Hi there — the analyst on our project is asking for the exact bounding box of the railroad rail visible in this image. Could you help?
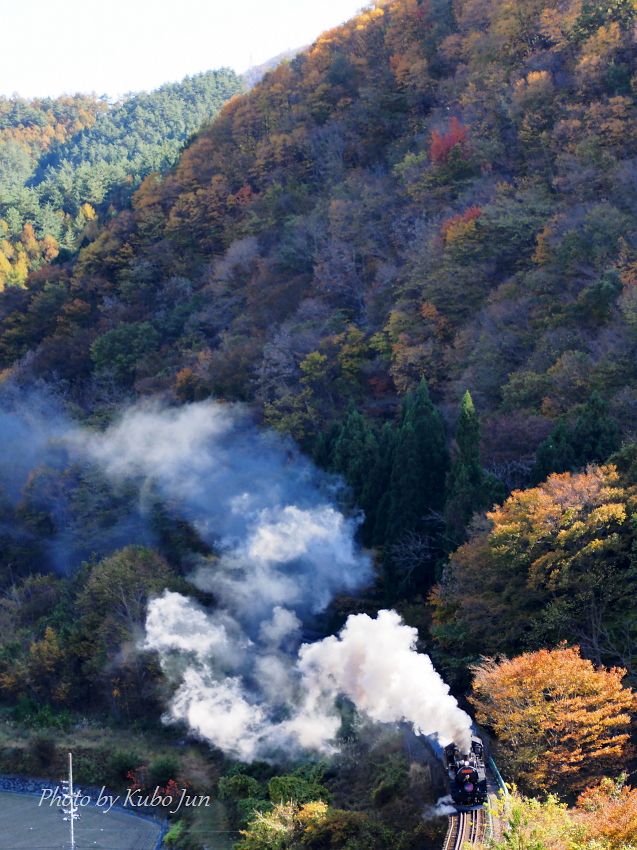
[443,807,487,850]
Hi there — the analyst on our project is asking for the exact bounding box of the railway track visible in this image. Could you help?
[443,807,487,850]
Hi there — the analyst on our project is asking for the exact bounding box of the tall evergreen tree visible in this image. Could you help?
[386,422,424,543]
[385,379,449,544]
[312,423,339,470]
[444,391,498,547]
[367,422,397,546]
[330,407,379,533]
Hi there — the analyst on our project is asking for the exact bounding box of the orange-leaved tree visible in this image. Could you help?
[575,776,637,848]
[470,645,634,793]
[431,465,637,675]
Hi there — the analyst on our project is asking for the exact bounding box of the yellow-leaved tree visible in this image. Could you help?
[482,778,637,850]
[470,645,634,793]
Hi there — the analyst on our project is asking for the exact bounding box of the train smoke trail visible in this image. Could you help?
[85,402,472,759]
[79,399,372,759]
[0,390,472,759]
[81,400,370,625]
[294,610,473,753]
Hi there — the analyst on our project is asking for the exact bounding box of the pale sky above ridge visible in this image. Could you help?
[1,0,367,98]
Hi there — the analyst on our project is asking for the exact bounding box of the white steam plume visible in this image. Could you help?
[144,603,473,759]
[80,401,369,625]
[0,391,472,760]
[293,610,473,752]
[423,796,457,819]
[83,402,471,759]
[78,400,373,759]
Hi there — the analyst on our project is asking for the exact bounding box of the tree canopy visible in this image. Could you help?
[432,464,637,674]
[0,69,242,289]
[470,645,635,794]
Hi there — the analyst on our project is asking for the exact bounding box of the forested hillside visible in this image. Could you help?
[0,69,242,287]
[0,1,637,847]
[1,0,635,596]
[242,49,304,87]
[2,0,635,448]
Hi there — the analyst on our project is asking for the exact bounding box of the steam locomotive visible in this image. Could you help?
[444,735,488,808]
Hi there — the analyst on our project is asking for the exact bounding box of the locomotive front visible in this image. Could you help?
[444,735,488,808]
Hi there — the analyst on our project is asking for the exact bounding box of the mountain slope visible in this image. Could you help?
[242,48,304,88]
[0,0,635,467]
[0,69,243,286]
[0,5,635,829]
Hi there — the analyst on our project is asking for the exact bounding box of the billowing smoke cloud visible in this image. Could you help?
[294,610,473,752]
[0,391,472,760]
[82,401,472,759]
[79,401,369,625]
[144,601,473,760]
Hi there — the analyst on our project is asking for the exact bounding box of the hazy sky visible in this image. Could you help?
[1,0,366,98]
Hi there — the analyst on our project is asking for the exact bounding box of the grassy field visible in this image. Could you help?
[0,791,162,849]
[0,711,224,789]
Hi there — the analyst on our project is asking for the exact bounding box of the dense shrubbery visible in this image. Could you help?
[0,545,177,718]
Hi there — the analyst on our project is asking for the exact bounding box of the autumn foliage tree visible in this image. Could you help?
[575,775,637,848]
[470,645,635,794]
[486,790,574,850]
[485,779,637,850]
[430,117,471,164]
[432,464,637,674]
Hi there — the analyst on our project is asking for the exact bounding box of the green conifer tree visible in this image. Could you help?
[385,379,449,544]
[312,424,339,470]
[444,391,496,546]
[367,422,397,546]
[330,407,379,521]
[386,422,424,542]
